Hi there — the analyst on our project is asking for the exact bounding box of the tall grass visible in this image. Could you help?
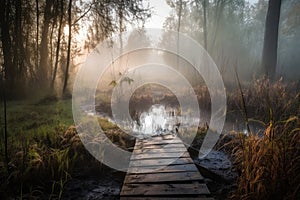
[0,98,133,199]
[224,78,300,199]
[229,116,299,199]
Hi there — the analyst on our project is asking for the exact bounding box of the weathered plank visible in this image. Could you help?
[124,171,204,183]
[128,163,199,174]
[131,152,190,160]
[134,143,186,149]
[136,138,182,146]
[121,183,210,196]
[121,197,214,200]
[133,147,186,154]
[121,134,213,199]
[135,142,183,147]
[137,134,177,141]
[129,157,194,167]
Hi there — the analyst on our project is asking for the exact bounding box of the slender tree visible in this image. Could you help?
[51,0,64,89]
[63,0,72,95]
[39,0,53,87]
[210,0,225,53]
[1,69,9,173]
[36,0,39,70]
[176,0,183,70]
[202,0,208,51]
[14,0,26,88]
[195,0,208,50]
[0,0,15,97]
[262,0,282,79]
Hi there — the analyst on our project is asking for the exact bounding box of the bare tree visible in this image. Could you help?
[176,0,183,70]
[62,0,72,95]
[51,0,64,90]
[202,0,208,50]
[195,0,208,50]
[0,0,13,93]
[39,0,54,87]
[262,0,282,79]
[35,0,39,70]
[1,69,9,174]
[210,0,225,53]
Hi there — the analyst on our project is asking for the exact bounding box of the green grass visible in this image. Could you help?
[0,77,298,199]
[0,99,134,199]
[6,100,73,132]
[0,99,75,199]
[0,99,72,153]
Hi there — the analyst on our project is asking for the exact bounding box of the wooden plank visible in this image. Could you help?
[121,183,210,196]
[133,147,186,154]
[139,137,181,142]
[128,163,199,174]
[124,171,204,183]
[131,152,190,160]
[121,197,214,200]
[138,134,177,141]
[129,157,193,167]
[121,134,213,199]
[134,143,186,149]
[152,134,178,140]
[135,140,184,146]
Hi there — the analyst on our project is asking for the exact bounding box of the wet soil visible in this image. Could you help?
[62,169,125,200]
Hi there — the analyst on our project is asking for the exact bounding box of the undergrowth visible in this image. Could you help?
[0,100,130,199]
[222,77,300,199]
[0,77,299,199]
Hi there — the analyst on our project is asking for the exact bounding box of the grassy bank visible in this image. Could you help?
[0,78,299,199]
[0,99,131,199]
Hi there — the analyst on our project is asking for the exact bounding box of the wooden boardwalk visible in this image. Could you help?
[120,134,213,199]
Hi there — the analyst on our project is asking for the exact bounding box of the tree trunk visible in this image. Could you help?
[36,0,39,72]
[262,0,282,79]
[177,0,182,33]
[0,0,14,95]
[51,0,64,90]
[1,70,9,174]
[210,0,225,53]
[1,71,9,173]
[63,0,72,95]
[202,0,208,51]
[14,0,25,90]
[176,0,183,70]
[119,3,123,54]
[39,0,53,88]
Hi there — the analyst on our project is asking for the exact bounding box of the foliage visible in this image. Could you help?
[218,77,300,199]
[0,0,150,99]
[234,77,299,122]
[227,116,300,200]
[0,100,132,199]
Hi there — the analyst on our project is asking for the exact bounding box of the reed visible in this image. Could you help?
[225,77,300,199]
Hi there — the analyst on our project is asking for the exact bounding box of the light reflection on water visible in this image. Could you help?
[83,104,201,138]
[133,104,179,136]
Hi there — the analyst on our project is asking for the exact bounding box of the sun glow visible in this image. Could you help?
[63,24,88,42]
[63,25,70,36]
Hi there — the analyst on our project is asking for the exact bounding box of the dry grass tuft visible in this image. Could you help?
[225,77,300,200]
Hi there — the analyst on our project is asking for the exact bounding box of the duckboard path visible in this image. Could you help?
[120,134,214,199]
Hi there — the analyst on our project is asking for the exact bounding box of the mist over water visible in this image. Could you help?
[133,104,180,136]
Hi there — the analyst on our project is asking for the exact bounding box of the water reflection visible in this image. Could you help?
[133,104,180,136]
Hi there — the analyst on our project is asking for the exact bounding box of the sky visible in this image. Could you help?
[145,0,259,28]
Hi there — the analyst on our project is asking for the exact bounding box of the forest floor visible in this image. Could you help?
[0,78,299,199]
[0,99,236,199]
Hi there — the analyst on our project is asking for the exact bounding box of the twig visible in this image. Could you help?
[72,4,92,26]
[234,65,251,135]
[1,69,9,174]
